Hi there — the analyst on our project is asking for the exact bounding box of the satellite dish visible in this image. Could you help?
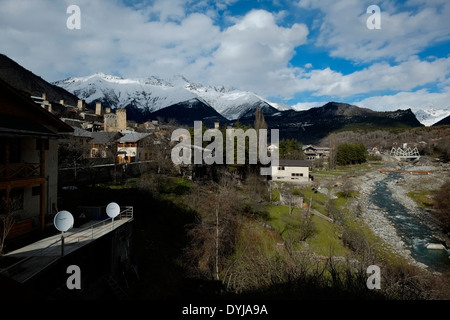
[54,210,74,232]
[106,202,120,218]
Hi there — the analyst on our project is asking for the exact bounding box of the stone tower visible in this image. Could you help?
[104,113,117,132]
[77,99,85,111]
[116,108,127,131]
[95,101,103,116]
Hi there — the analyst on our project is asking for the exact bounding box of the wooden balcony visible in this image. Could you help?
[0,163,44,188]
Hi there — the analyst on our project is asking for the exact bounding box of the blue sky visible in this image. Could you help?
[0,0,449,114]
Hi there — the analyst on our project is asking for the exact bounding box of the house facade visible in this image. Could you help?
[271,160,312,183]
[0,79,73,238]
[90,132,123,159]
[117,131,153,163]
[303,145,331,160]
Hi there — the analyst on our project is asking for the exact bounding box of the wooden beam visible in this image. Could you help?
[5,141,9,179]
[40,139,46,231]
[379,170,429,173]
[0,177,45,189]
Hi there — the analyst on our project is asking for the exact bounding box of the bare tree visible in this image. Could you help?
[0,213,15,255]
[0,186,17,255]
[184,183,243,281]
[340,178,355,198]
[254,107,268,132]
[328,133,337,170]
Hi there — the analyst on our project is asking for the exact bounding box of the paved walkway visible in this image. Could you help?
[0,216,132,284]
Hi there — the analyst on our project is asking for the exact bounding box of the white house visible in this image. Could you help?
[271,160,312,183]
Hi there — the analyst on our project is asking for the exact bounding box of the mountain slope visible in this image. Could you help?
[55,73,197,113]
[149,98,229,127]
[412,108,450,127]
[432,114,450,126]
[239,102,424,144]
[0,53,79,105]
[54,73,279,121]
[0,54,427,141]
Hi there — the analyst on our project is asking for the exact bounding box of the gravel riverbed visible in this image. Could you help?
[352,162,449,270]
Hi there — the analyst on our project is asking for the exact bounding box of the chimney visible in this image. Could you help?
[214,122,220,130]
[105,107,111,114]
[95,101,103,116]
[77,99,85,111]
[59,99,65,105]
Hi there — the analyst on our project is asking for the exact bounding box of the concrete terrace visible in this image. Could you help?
[0,207,133,284]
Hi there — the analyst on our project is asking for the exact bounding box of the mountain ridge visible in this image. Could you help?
[432,114,450,126]
[0,53,448,128]
[54,72,450,128]
[53,72,280,122]
[238,101,423,143]
[0,54,431,143]
[0,54,79,106]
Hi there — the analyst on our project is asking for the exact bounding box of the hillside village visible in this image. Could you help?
[1,60,450,300]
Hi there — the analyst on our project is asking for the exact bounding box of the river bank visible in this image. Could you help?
[351,160,450,271]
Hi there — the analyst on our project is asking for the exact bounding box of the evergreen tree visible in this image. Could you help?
[336,143,367,165]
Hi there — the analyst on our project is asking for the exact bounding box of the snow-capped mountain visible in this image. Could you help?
[410,107,450,127]
[53,72,445,128]
[53,72,279,121]
[53,72,196,112]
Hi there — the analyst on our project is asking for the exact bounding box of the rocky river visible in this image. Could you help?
[355,162,450,272]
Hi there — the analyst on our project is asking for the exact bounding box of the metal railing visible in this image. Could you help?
[0,206,133,283]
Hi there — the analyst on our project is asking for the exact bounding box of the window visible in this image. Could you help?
[8,138,21,163]
[291,173,304,177]
[277,166,285,170]
[0,188,24,214]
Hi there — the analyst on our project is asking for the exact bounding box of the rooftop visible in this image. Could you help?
[277,159,313,167]
[117,132,152,142]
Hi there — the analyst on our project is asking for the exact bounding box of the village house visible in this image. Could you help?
[0,79,73,239]
[117,131,153,163]
[90,131,123,159]
[270,159,312,183]
[302,144,331,160]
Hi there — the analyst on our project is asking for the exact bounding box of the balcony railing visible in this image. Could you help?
[0,163,41,180]
[0,207,134,283]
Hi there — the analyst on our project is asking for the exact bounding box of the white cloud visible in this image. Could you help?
[0,0,449,116]
[291,101,328,111]
[150,0,186,22]
[292,56,450,98]
[207,9,308,96]
[0,0,222,82]
[297,0,450,63]
[354,87,450,112]
[0,1,308,96]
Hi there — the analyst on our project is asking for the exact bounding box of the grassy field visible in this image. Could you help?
[266,203,350,257]
[407,190,435,209]
[306,215,349,256]
[311,162,384,178]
